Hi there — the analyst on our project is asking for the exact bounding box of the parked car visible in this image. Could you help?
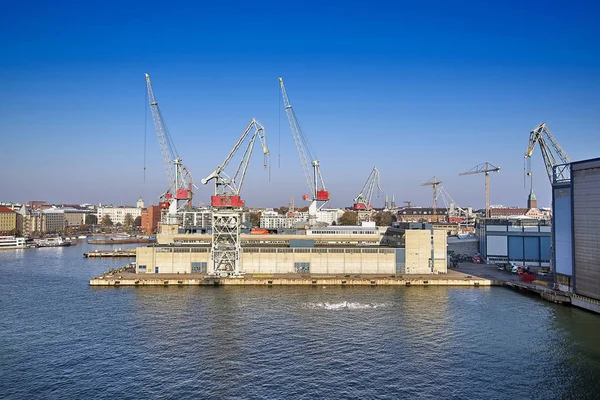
[472,256,482,264]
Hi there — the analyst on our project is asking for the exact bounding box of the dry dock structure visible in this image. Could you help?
[90,269,498,287]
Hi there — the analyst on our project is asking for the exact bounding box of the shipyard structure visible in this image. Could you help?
[135,223,448,275]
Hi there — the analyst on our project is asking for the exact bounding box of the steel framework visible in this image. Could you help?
[525,122,571,184]
[202,119,268,276]
[279,77,329,222]
[421,176,442,216]
[145,73,195,217]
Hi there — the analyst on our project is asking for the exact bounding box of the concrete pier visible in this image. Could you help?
[89,267,499,287]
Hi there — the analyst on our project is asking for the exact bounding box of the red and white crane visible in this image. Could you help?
[279,77,329,223]
[202,118,269,276]
[145,73,195,220]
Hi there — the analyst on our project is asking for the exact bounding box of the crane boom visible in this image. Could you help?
[202,118,268,199]
[524,122,571,184]
[353,167,383,210]
[145,73,193,214]
[279,77,329,204]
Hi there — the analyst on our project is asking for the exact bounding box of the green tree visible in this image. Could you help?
[124,213,134,227]
[134,216,142,227]
[85,214,98,225]
[373,211,394,227]
[101,215,113,226]
[339,211,358,226]
[248,212,260,227]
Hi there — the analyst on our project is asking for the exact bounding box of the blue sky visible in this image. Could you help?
[1,0,599,209]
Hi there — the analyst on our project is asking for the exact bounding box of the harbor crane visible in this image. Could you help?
[421,177,442,216]
[524,122,571,184]
[459,162,500,219]
[145,73,195,220]
[353,167,383,222]
[353,167,383,210]
[279,77,329,224]
[437,186,471,221]
[202,119,269,276]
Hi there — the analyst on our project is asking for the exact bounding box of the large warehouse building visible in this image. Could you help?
[553,157,600,304]
[136,225,448,275]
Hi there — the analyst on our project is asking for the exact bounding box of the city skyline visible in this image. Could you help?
[1,1,599,208]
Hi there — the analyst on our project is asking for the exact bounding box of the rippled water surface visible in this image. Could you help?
[2,243,600,399]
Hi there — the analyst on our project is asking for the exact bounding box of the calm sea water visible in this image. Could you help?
[1,242,600,399]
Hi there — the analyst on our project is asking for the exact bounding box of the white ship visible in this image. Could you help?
[0,236,27,249]
[36,237,72,247]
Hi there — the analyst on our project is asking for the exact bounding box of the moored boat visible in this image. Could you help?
[0,236,27,249]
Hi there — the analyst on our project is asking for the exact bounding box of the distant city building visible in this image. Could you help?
[97,204,143,226]
[395,207,448,223]
[137,197,145,209]
[141,205,162,234]
[62,208,91,228]
[260,210,308,229]
[40,209,67,233]
[0,206,18,234]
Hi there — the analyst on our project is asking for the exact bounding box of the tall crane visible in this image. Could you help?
[525,122,571,184]
[353,167,383,210]
[145,73,194,220]
[202,119,269,276]
[421,176,442,216]
[353,167,383,222]
[459,162,500,218]
[279,77,329,224]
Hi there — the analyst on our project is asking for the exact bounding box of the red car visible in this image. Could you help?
[472,256,482,264]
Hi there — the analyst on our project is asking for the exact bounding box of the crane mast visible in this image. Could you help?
[145,73,193,219]
[421,176,442,217]
[279,78,329,222]
[202,119,269,276]
[524,122,571,184]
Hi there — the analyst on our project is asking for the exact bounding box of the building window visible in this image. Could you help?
[191,262,207,273]
[138,265,147,271]
[294,262,310,273]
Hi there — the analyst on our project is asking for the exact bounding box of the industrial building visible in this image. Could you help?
[553,158,600,302]
[477,218,551,266]
[136,224,448,275]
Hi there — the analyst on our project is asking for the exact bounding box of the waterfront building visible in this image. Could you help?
[552,157,600,303]
[62,208,91,228]
[136,223,447,275]
[0,206,18,234]
[381,222,448,274]
[477,217,551,266]
[97,204,143,226]
[141,205,162,234]
[41,209,66,233]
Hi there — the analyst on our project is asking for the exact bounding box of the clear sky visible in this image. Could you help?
[1,0,598,209]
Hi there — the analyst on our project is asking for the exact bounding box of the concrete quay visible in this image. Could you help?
[89,267,500,287]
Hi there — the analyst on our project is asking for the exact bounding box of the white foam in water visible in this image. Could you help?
[306,301,387,310]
